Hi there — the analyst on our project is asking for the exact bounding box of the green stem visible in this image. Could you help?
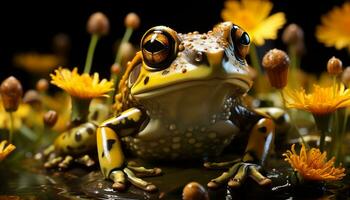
[115,28,133,64]
[280,90,308,147]
[288,45,299,89]
[249,43,262,75]
[84,34,99,74]
[9,112,14,144]
[70,96,91,125]
[108,28,134,105]
[313,114,331,152]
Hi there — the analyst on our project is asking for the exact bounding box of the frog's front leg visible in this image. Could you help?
[97,108,161,192]
[206,105,274,189]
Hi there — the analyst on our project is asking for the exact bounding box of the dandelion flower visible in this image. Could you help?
[221,0,286,46]
[316,2,350,52]
[0,140,16,162]
[283,84,350,115]
[50,67,114,99]
[13,53,60,74]
[283,144,345,181]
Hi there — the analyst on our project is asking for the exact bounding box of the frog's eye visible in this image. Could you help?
[141,27,178,70]
[230,25,250,60]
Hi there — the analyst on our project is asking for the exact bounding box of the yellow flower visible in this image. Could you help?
[283,84,350,115]
[13,53,61,74]
[50,67,114,99]
[0,140,16,162]
[0,100,31,130]
[221,0,286,46]
[283,144,345,181]
[316,2,350,52]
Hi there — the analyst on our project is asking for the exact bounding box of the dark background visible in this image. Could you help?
[0,0,348,90]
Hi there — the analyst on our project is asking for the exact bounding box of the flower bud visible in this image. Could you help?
[111,63,121,75]
[36,78,49,92]
[87,12,110,36]
[282,24,304,45]
[0,76,23,112]
[327,56,342,75]
[182,182,209,200]
[43,110,58,127]
[53,33,71,54]
[342,67,350,87]
[262,49,290,89]
[124,12,140,29]
[23,90,41,106]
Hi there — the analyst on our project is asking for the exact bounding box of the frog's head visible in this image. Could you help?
[126,22,252,101]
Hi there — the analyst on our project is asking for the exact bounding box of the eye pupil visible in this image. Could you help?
[144,40,167,53]
[240,32,250,45]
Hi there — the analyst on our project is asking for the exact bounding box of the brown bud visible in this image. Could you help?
[36,78,49,92]
[119,42,136,65]
[182,182,209,200]
[111,63,121,75]
[0,76,23,112]
[262,49,290,89]
[43,110,58,127]
[342,67,350,87]
[282,24,304,45]
[124,12,140,29]
[23,90,41,106]
[87,12,110,36]
[327,56,342,75]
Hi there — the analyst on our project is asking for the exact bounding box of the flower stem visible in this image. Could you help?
[288,45,299,89]
[249,43,262,75]
[313,114,331,152]
[108,27,134,105]
[84,34,99,74]
[9,112,14,144]
[280,90,308,147]
[70,96,91,125]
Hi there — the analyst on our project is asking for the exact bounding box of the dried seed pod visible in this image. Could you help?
[43,110,58,127]
[327,56,342,75]
[282,24,304,45]
[182,182,209,200]
[36,78,49,92]
[23,90,41,105]
[0,76,23,112]
[87,12,110,36]
[262,49,290,89]
[124,12,140,29]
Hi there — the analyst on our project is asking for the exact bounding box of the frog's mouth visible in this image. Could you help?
[132,76,252,99]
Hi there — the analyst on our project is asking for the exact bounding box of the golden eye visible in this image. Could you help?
[230,25,250,60]
[141,26,178,70]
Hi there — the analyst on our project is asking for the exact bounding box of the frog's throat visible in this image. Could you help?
[132,77,252,99]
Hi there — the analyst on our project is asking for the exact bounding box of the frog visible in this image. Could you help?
[37,99,110,169]
[96,22,278,192]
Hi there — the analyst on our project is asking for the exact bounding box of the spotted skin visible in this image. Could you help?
[97,108,145,178]
[54,122,97,155]
[97,22,283,191]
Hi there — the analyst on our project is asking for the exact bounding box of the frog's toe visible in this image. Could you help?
[75,154,95,167]
[123,168,158,192]
[207,162,270,189]
[44,156,63,168]
[204,158,241,169]
[110,171,127,191]
[249,166,271,186]
[58,155,74,169]
[127,165,162,177]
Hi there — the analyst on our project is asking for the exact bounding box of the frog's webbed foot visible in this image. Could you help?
[205,160,271,189]
[44,154,95,169]
[109,162,162,192]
